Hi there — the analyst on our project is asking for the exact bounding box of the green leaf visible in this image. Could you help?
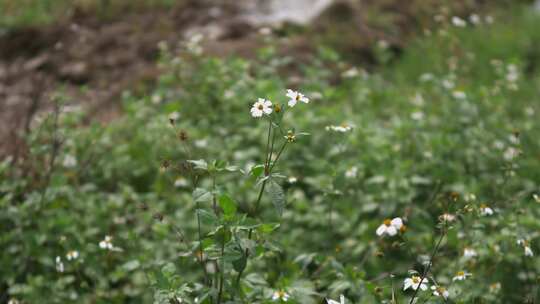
[232,255,247,273]
[197,209,218,226]
[193,188,212,203]
[266,179,285,216]
[218,194,237,217]
[250,164,265,178]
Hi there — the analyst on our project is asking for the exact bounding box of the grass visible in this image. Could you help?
[0,0,177,29]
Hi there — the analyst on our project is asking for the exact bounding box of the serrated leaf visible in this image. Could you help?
[266,180,285,216]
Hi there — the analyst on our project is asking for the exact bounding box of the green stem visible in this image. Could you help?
[408,229,446,304]
[217,231,226,304]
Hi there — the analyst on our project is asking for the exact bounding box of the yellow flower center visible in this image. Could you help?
[457,271,465,276]
[480,203,487,209]
[296,94,300,100]
[258,104,264,110]
[412,276,421,284]
[383,219,392,226]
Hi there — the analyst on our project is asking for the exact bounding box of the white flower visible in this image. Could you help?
[452,90,467,100]
[174,177,188,187]
[250,98,273,118]
[66,250,79,261]
[469,14,481,25]
[451,16,467,27]
[63,155,77,168]
[463,247,477,258]
[288,176,298,183]
[503,147,520,161]
[8,299,20,304]
[342,67,359,78]
[479,204,494,216]
[403,276,429,291]
[326,294,345,304]
[411,111,424,121]
[489,282,501,293]
[325,123,353,133]
[419,73,434,82]
[286,89,309,107]
[272,290,290,302]
[452,270,472,281]
[376,217,404,237]
[345,166,358,179]
[533,194,540,203]
[440,213,456,223]
[431,286,449,299]
[55,256,65,273]
[99,235,114,250]
[517,239,534,257]
[169,112,180,122]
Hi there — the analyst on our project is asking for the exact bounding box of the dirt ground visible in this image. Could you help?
[0,0,487,157]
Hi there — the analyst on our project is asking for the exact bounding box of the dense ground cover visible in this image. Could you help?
[2,4,540,304]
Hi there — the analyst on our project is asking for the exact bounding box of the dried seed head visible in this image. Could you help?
[178,130,188,142]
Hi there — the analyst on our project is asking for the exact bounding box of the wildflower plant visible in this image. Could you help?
[148,89,311,303]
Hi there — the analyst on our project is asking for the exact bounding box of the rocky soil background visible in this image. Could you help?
[0,0,517,156]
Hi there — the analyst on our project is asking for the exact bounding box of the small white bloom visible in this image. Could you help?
[55,256,65,273]
[442,79,455,89]
[326,294,345,304]
[411,111,424,121]
[517,239,534,257]
[533,194,540,203]
[250,98,273,118]
[272,290,290,302]
[489,282,501,293]
[479,204,494,216]
[286,89,309,107]
[63,155,77,168]
[451,16,467,27]
[288,176,298,183]
[419,73,434,82]
[8,299,20,304]
[376,217,404,237]
[431,286,449,299]
[403,276,429,291]
[452,90,467,100]
[503,147,520,161]
[440,213,456,223]
[169,111,180,122]
[325,123,353,133]
[452,270,472,281]
[465,193,477,202]
[174,177,188,187]
[99,235,114,250]
[66,250,79,261]
[342,67,359,78]
[151,94,162,104]
[463,247,477,258]
[345,166,358,179]
[469,14,481,25]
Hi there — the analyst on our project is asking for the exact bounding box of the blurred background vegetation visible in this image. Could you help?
[1,0,539,303]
